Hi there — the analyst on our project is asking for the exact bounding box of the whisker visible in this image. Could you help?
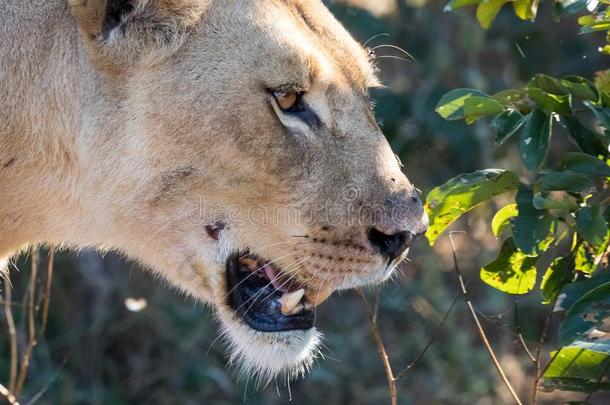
[241,257,310,317]
[371,44,415,61]
[223,249,305,300]
[258,257,311,305]
[374,55,413,63]
[362,32,390,47]
[238,240,314,259]
[204,333,224,358]
[312,270,332,327]
[232,257,308,315]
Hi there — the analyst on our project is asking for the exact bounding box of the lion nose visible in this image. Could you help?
[367,228,419,262]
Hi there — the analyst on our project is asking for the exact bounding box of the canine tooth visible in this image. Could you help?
[286,303,304,316]
[238,257,258,270]
[280,288,305,315]
[305,287,333,307]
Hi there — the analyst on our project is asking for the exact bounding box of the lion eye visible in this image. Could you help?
[273,90,300,111]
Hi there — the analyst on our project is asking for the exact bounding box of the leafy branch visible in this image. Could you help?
[445,0,610,55]
[429,64,610,394]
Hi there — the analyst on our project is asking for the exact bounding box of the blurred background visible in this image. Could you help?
[2,0,609,404]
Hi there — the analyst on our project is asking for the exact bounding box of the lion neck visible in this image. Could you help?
[0,3,128,259]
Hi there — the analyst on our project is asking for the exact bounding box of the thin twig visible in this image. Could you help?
[513,299,536,364]
[394,293,459,381]
[357,288,397,405]
[0,382,20,405]
[3,275,18,393]
[539,348,562,379]
[449,233,523,405]
[39,249,54,334]
[24,356,69,405]
[372,287,380,325]
[357,286,458,403]
[531,303,555,405]
[15,250,40,397]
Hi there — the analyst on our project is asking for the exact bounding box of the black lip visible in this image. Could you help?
[225,252,314,332]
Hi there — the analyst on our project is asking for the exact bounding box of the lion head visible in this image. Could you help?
[6,0,427,382]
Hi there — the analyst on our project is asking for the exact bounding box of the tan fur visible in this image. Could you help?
[0,0,427,379]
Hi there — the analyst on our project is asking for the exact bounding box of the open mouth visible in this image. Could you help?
[225,252,332,332]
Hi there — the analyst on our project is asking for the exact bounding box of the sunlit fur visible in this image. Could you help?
[0,0,428,381]
[220,315,323,385]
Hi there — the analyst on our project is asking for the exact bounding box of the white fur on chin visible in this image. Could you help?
[219,315,322,386]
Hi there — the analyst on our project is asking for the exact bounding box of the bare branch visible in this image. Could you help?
[372,288,380,325]
[15,250,41,397]
[357,288,397,405]
[395,293,459,381]
[513,299,536,364]
[0,382,20,405]
[39,249,54,334]
[531,303,555,405]
[3,275,18,393]
[449,233,523,405]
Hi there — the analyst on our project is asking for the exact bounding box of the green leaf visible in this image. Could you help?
[575,243,596,274]
[526,87,573,115]
[560,282,610,347]
[513,0,539,20]
[533,192,578,210]
[561,76,599,101]
[425,169,520,244]
[463,96,504,123]
[543,347,610,393]
[491,204,518,237]
[578,15,598,26]
[581,23,610,34]
[519,108,553,170]
[541,256,575,303]
[528,74,569,95]
[560,116,608,157]
[476,0,509,29]
[576,205,609,246]
[480,238,538,294]
[511,187,556,255]
[560,153,610,177]
[535,171,595,193]
[435,89,490,121]
[491,110,526,147]
[443,0,482,12]
[493,89,530,110]
[583,100,610,132]
[575,240,610,274]
[556,271,610,312]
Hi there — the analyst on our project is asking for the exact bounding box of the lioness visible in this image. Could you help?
[0,0,428,381]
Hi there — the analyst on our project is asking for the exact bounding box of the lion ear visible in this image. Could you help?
[69,0,207,66]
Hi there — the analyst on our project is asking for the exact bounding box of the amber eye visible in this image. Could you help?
[273,90,299,111]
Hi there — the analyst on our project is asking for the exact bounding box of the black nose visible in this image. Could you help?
[367,228,417,262]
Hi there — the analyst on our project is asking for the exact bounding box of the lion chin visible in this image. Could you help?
[220,317,322,384]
